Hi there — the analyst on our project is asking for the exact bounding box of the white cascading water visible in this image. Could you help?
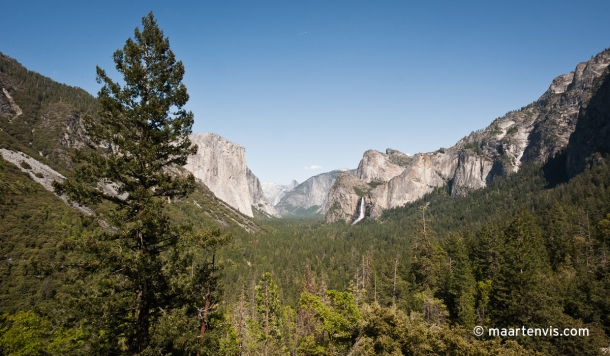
[352,197,366,225]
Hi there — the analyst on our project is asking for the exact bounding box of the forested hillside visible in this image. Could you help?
[2,34,610,356]
[0,40,266,354]
[0,52,97,173]
[215,157,610,355]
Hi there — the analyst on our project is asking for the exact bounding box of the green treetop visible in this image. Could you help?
[55,12,208,354]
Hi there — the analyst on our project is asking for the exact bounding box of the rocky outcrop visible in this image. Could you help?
[0,88,12,118]
[0,148,93,215]
[1,88,21,119]
[355,149,408,183]
[326,149,479,222]
[566,63,610,177]
[276,170,344,216]
[450,151,495,196]
[326,48,610,223]
[185,133,251,215]
[247,167,281,217]
[184,132,279,218]
[325,172,372,223]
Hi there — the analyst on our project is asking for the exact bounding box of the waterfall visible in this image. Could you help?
[352,197,366,225]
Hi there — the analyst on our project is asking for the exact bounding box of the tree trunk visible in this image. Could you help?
[197,254,215,356]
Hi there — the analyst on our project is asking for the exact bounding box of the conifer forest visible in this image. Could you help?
[1,12,610,356]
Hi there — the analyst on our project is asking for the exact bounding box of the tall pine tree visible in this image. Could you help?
[443,232,476,328]
[491,208,555,327]
[55,12,210,354]
[255,273,283,356]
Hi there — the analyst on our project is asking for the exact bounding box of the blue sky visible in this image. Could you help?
[2,1,609,184]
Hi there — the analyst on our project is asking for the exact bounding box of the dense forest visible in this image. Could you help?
[4,129,610,355]
[1,14,610,356]
[210,159,610,355]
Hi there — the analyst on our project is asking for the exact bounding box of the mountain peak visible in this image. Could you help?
[325,47,610,224]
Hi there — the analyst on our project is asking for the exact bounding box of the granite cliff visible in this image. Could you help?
[566,59,610,177]
[184,132,279,218]
[326,48,610,223]
[247,167,281,217]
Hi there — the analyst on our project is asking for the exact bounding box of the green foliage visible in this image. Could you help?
[218,160,610,354]
[354,303,536,356]
[471,224,504,283]
[463,141,484,155]
[491,209,556,327]
[0,310,48,356]
[52,12,230,354]
[255,272,284,353]
[387,153,412,168]
[0,52,98,173]
[366,180,384,189]
[2,28,610,355]
[353,186,367,197]
[18,161,31,170]
[506,125,518,135]
[475,280,492,326]
[276,205,323,218]
[0,45,254,352]
[0,310,86,356]
[412,288,449,325]
[299,290,362,353]
[0,158,88,313]
[409,210,445,292]
[0,53,97,116]
[443,232,476,328]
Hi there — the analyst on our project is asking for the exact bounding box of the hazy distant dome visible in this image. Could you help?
[262,181,299,206]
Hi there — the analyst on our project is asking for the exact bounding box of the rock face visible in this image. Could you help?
[326,48,610,223]
[275,170,343,216]
[0,53,94,170]
[0,148,93,216]
[355,149,410,182]
[247,167,281,217]
[566,61,610,177]
[184,132,279,218]
[1,88,22,119]
[325,172,374,223]
[262,180,299,206]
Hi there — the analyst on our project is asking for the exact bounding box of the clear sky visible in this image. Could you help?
[2,0,609,184]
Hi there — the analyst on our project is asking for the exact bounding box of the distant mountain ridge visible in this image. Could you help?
[4,48,609,225]
[262,180,299,206]
[325,48,610,223]
[274,169,350,217]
